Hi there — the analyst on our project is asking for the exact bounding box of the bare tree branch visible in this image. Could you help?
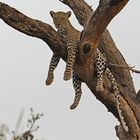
[78,0,129,63]
[108,63,140,74]
[59,0,93,26]
[0,2,67,59]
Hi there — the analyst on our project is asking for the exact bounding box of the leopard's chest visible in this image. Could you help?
[58,28,79,45]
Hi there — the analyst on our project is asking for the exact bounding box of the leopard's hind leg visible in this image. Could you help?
[94,50,107,92]
[70,73,82,110]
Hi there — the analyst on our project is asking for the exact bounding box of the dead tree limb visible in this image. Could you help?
[0,0,140,139]
[108,63,140,74]
[78,0,129,63]
[0,2,67,59]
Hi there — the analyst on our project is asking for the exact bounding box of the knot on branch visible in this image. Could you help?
[82,43,91,54]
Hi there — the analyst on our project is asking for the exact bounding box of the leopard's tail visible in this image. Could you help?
[105,68,129,132]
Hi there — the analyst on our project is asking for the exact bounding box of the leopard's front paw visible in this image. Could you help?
[46,73,54,86]
[63,71,71,81]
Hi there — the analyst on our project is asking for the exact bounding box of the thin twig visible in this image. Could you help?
[108,63,140,74]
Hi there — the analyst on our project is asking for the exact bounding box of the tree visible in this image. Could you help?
[0,0,140,139]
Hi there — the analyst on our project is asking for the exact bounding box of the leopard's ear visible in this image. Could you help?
[67,11,71,18]
[50,11,55,17]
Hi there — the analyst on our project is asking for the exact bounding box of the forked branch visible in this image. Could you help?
[78,0,129,64]
[1,0,140,139]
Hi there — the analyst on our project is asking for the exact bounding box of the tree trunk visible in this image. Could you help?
[0,0,140,139]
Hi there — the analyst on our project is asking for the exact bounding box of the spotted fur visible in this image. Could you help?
[94,49,107,92]
[105,68,129,132]
[46,54,60,85]
[70,72,82,110]
[70,49,106,110]
[50,11,80,81]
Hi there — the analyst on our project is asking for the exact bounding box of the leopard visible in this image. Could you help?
[46,11,80,82]
[45,11,128,132]
[46,11,106,91]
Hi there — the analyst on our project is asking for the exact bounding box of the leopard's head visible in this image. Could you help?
[50,11,71,29]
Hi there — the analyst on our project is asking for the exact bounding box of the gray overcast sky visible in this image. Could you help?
[0,0,140,140]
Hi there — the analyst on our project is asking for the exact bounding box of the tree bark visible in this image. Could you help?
[0,0,140,139]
